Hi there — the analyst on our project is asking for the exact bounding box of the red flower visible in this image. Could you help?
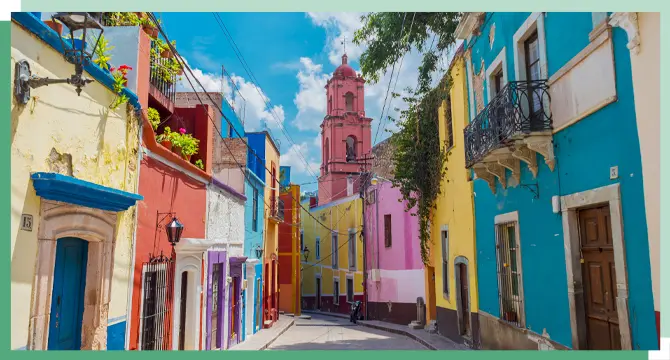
[109,67,115,72]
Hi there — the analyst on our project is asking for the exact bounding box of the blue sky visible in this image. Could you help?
[159,12,452,193]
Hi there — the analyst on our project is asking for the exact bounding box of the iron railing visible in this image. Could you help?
[139,252,175,350]
[277,198,285,221]
[464,80,552,168]
[150,40,177,103]
[495,222,524,328]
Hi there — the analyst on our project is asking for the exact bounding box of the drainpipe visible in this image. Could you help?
[375,179,380,319]
[360,172,369,320]
[124,109,145,350]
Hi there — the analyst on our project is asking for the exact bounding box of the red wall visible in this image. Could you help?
[128,155,207,350]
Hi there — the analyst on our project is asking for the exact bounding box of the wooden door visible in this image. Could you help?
[427,266,437,321]
[316,278,321,310]
[48,238,88,350]
[579,205,621,350]
[178,271,188,350]
[459,263,471,336]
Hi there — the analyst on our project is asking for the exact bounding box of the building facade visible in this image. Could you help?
[10,13,143,350]
[458,12,657,350]
[278,182,303,316]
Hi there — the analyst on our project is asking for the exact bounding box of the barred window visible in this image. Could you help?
[495,221,525,328]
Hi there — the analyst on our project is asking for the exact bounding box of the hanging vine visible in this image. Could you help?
[388,74,451,265]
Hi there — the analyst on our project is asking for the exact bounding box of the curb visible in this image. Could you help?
[259,319,295,351]
[301,310,437,350]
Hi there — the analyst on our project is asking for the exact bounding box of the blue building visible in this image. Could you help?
[457,12,657,350]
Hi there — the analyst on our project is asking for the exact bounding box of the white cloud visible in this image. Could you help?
[280,143,320,176]
[176,57,286,132]
[292,57,330,132]
[306,12,367,67]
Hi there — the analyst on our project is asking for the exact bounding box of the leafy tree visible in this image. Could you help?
[353,12,462,93]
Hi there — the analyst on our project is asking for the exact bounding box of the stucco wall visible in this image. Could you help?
[244,171,265,259]
[468,12,656,349]
[10,22,140,349]
[206,184,245,247]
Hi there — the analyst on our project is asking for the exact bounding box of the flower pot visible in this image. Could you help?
[44,20,63,35]
[143,25,158,39]
[183,154,192,162]
[177,68,184,76]
[160,140,172,149]
[134,12,144,18]
[172,146,182,156]
[161,49,172,58]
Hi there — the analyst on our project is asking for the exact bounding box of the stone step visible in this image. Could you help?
[408,321,423,330]
[298,315,312,320]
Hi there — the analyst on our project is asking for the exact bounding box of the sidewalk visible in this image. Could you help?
[229,315,294,351]
[302,310,470,350]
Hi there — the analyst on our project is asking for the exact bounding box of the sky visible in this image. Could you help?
[158,12,457,193]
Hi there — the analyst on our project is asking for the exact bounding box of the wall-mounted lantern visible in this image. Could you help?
[302,245,310,262]
[255,244,264,259]
[165,216,184,247]
[14,12,104,104]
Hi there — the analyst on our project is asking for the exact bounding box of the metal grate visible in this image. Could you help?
[495,222,524,328]
[149,41,177,104]
[211,264,222,349]
[140,252,175,350]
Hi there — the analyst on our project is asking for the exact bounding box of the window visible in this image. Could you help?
[331,232,338,269]
[315,237,321,259]
[441,227,449,298]
[210,264,222,348]
[495,221,524,328]
[255,278,262,330]
[524,31,542,127]
[328,96,333,114]
[346,136,356,162]
[444,96,454,150]
[333,278,340,305]
[300,230,304,251]
[252,188,258,232]
[346,277,354,302]
[348,230,356,270]
[384,214,392,248]
[345,92,354,112]
[324,138,330,173]
[140,262,170,350]
[493,71,503,95]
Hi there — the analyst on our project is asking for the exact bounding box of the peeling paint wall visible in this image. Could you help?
[206,185,245,247]
[10,22,140,349]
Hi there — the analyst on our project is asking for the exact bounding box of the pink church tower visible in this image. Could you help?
[318,53,373,205]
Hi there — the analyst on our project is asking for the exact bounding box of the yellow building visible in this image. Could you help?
[10,16,143,350]
[301,195,365,314]
[261,131,281,326]
[426,46,480,347]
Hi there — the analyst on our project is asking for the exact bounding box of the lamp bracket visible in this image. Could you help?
[156,211,176,230]
[14,60,94,104]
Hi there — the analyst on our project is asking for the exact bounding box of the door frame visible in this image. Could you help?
[29,200,118,350]
[560,183,632,350]
[454,256,472,339]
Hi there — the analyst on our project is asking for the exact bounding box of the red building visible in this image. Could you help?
[278,184,301,316]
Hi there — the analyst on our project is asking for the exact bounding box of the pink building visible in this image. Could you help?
[319,54,373,205]
[364,159,425,326]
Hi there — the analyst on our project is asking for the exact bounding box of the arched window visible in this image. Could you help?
[324,138,330,173]
[328,96,332,114]
[346,136,356,162]
[345,92,354,112]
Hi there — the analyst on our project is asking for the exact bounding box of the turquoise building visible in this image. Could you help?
[457,12,657,350]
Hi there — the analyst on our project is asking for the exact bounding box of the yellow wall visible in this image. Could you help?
[429,54,479,314]
[300,195,364,298]
[264,135,280,292]
[10,22,140,349]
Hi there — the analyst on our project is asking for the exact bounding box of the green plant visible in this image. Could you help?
[177,132,200,156]
[147,107,161,130]
[93,34,114,70]
[103,12,142,27]
[109,65,132,111]
[156,126,175,144]
[195,159,204,170]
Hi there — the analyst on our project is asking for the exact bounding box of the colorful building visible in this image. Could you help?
[363,140,425,326]
[278,179,303,316]
[10,13,144,350]
[611,12,661,346]
[457,12,657,350]
[424,46,481,347]
[301,195,365,315]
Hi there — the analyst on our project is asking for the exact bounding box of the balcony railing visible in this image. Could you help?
[150,41,177,104]
[464,80,552,168]
[269,198,285,223]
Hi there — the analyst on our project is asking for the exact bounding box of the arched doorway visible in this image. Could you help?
[454,257,472,339]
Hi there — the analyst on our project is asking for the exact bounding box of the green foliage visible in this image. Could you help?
[388,75,451,265]
[93,34,114,70]
[102,12,142,27]
[353,12,462,94]
[156,126,176,144]
[195,159,204,170]
[147,107,161,130]
[173,132,200,156]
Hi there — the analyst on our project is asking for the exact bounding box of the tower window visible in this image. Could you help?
[346,136,356,162]
[345,92,354,112]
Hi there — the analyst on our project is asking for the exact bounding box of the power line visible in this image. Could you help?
[147,13,352,236]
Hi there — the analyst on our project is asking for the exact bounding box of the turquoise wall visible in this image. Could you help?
[468,12,657,350]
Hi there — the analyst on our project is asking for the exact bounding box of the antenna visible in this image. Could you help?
[341,35,346,54]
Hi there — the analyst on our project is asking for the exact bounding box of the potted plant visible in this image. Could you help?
[171,128,185,156]
[178,130,200,161]
[147,107,161,131]
[44,19,63,35]
[195,159,204,170]
[93,34,114,72]
[109,65,132,110]
[140,16,159,39]
[156,126,174,149]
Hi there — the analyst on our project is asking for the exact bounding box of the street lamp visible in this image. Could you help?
[165,217,184,247]
[302,246,310,262]
[14,12,104,104]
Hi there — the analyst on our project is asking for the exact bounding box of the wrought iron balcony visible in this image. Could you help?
[269,197,285,223]
[464,80,552,168]
[149,40,177,104]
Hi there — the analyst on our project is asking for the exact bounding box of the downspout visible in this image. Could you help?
[375,181,380,319]
[361,174,368,320]
[124,108,145,350]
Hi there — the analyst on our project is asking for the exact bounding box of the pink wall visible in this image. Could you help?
[365,181,423,271]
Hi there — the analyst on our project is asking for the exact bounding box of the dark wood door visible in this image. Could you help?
[579,205,621,350]
[459,263,471,336]
[316,278,321,310]
[178,271,188,350]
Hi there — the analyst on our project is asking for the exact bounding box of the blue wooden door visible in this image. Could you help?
[48,237,88,350]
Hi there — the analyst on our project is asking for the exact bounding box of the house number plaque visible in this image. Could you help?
[21,214,33,231]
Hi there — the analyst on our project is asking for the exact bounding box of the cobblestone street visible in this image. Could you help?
[267,314,428,350]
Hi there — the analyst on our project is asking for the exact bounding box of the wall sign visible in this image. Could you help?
[21,214,33,231]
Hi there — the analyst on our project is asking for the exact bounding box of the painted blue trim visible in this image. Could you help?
[31,172,143,212]
[11,12,141,110]
[107,321,126,350]
[245,168,265,187]
[108,315,126,325]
